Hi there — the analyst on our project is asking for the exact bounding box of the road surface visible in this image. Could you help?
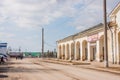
[1,58,120,80]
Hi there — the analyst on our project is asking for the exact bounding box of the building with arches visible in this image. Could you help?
[57,3,120,64]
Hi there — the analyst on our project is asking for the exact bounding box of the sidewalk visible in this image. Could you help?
[79,61,120,75]
[38,58,120,75]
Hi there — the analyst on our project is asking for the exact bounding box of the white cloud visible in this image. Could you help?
[0,0,82,28]
[68,0,120,30]
[0,0,119,30]
[0,0,119,51]
[0,32,15,38]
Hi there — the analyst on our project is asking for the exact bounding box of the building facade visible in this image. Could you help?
[57,3,120,64]
[0,43,7,55]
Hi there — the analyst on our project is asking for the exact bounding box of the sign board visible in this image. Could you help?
[0,43,7,54]
[87,34,98,42]
[90,43,96,46]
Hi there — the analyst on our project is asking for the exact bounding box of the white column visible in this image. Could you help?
[114,30,117,63]
[57,47,59,59]
[87,42,91,61]
[61,46,63,59]
[96,40,100,62]
[80,41,83,61]
[74,43,77,60]
[57,45,60,59]
[118,43,120,64]
[116,32,120,64]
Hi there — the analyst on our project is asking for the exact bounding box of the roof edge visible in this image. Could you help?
[57,23,103,43]
[109,2,120,17]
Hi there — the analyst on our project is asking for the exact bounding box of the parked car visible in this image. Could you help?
[0,53,8,63]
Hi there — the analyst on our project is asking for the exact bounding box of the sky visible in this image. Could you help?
[0,0,119,52]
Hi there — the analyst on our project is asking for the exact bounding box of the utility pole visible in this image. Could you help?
[103,0,109,67]
[42,28,44,58]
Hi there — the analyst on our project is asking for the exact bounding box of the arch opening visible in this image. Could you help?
[82,40,88,60]
[71,43,74,60]
[99,35,104,62]
[66,44,70,60]
[59,45,62,59]
[76,41,80,60]
[63,45,65,59]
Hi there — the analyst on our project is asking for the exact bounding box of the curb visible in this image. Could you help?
[40,59,91,65]
[81,67,120,75]
[39,59,120,75]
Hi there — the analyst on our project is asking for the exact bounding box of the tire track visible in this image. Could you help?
[33,62,86,80]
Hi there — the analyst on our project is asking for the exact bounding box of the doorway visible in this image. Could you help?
[90,42,96,61]
[93,46,96,60]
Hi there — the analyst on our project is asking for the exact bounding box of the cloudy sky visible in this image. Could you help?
[0,0,119,52]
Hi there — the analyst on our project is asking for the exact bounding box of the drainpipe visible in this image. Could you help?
[107,25,114,64]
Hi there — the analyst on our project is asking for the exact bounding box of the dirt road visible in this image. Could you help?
[1,58,120,80]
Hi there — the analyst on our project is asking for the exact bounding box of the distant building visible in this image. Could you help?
[57,3,120,64]
[0,43,7,55]
[8,52,23,58]
[23,52,40,58]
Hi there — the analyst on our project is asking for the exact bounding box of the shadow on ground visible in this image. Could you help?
[8,67,59,73]
[108,67,120,71]
[0,66,10,73]
[0,62,59,73]
[8,62,32,65]
[0,64,9,79]
[0,74,8,78]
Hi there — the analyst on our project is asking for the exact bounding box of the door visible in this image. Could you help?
[93,46,96,60]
